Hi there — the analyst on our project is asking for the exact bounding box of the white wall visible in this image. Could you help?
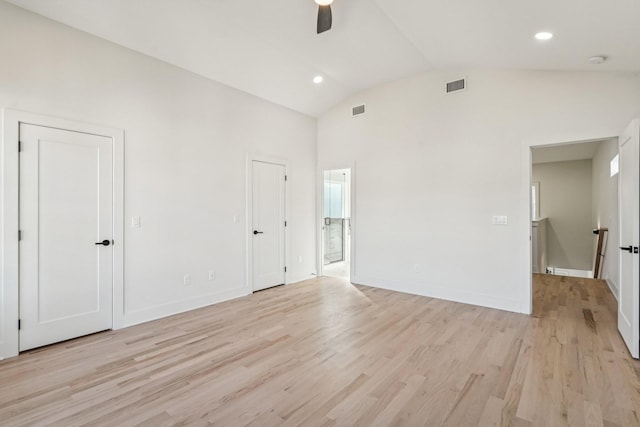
[0,2,317,358]
[592,138,620,296]
[532,159,593,271]
[318,69,640,313]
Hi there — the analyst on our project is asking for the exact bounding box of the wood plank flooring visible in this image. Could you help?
[1,274,639,426]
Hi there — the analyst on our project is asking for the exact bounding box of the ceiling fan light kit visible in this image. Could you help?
[317,5,332,34]
[315,0,334,34]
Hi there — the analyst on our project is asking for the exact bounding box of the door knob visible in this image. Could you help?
[253,230,264,235]
[95,239,111,246]
[620,245,633,253]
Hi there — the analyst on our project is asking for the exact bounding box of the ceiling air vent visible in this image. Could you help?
[352,104,366,117]
[445,78,466,95]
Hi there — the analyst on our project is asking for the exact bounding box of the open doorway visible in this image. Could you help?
[321,169,351,281]
[527,120,640,359]
[529,138,619,286]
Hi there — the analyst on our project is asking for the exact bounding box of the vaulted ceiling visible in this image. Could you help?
[6,0,640,116]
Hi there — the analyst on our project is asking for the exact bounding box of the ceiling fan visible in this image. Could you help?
[315,0,333,34]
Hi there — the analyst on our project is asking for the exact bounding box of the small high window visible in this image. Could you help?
[610,154,619,177]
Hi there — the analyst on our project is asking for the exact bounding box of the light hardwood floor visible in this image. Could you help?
[1,274,639,426]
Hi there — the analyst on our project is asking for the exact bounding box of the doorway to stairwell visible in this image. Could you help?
[527,122,640,359]
[321,169,351,281]
[530,139,620,282]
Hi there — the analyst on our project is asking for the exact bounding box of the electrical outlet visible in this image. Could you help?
[208,270,216,281]
[184,274,191,286]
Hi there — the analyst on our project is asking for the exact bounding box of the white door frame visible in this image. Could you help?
[317,162,356,279]
[246,154,289,292]
[521,133,617,315]
[617,118,639,358]
[1,108,124,360]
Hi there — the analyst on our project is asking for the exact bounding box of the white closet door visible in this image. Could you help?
[252,161,285,292]
[19,123,113,351]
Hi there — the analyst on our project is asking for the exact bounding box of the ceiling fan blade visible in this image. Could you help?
[317,5,332,34]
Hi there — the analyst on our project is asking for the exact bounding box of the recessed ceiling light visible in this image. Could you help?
[315,0,333,5]
[535,32,554,40]
[313,75,324,84]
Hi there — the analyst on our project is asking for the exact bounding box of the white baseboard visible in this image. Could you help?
[351,275,525,314]
[122,287,249,328]
[287,272,316,285]
[122,271,317,330]
[606,278,619,301]
[548,267,593,279]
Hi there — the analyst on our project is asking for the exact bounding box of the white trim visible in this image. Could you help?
[606,278,619,301]
[317,162,356,280]
[548,268,594,278]
[121,288,248,327]
[1,108,124,359]
[351,274,522,313]
[521,133,617,316]
[245,153,289,293]
[112,127,125,330]
[617,118,640,359]
[287,272,316,285]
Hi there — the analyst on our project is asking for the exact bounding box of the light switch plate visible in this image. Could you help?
[492,215,508,225]
[132,216,141,228]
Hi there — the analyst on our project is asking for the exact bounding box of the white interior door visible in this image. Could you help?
[19,123,113,351]
[618,119,639,359]
[252,161,285,292]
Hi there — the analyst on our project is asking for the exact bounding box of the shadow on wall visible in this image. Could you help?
[532,159,594,272]
[546,221,567,268]
[545,219,590,271]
